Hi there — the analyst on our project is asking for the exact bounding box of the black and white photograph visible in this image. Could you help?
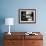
[19,9,36,23]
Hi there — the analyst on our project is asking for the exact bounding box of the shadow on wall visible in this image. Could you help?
[0,16,5,46]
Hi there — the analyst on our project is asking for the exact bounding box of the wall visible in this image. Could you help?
[0,0,46,46]
[0,0,46,32]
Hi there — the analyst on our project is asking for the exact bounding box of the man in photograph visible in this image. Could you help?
[21,11,28,21]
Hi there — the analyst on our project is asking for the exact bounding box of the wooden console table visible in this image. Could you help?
[4,32,43,46]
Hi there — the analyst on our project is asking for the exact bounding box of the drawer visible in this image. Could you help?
[25,35,43,40]
[24,40,43,46]
[4,40,24,46]
[4,40,16,46]
[4,35,24,40]
[32,40,43,46]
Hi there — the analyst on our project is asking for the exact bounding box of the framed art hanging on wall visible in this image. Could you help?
[18,9,36,24]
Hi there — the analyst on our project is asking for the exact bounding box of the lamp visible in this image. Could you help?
[5,18,14,35]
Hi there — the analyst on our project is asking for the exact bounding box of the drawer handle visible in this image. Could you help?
[32,42,35,44]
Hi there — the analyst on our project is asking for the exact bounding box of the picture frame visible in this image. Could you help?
[18,9,36,24]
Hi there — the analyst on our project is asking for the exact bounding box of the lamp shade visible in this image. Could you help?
[5,18,14,25]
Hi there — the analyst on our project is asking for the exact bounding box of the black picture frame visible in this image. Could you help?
[18,9,36,24]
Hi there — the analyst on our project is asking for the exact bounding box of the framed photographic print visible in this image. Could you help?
[19,9,36,24]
